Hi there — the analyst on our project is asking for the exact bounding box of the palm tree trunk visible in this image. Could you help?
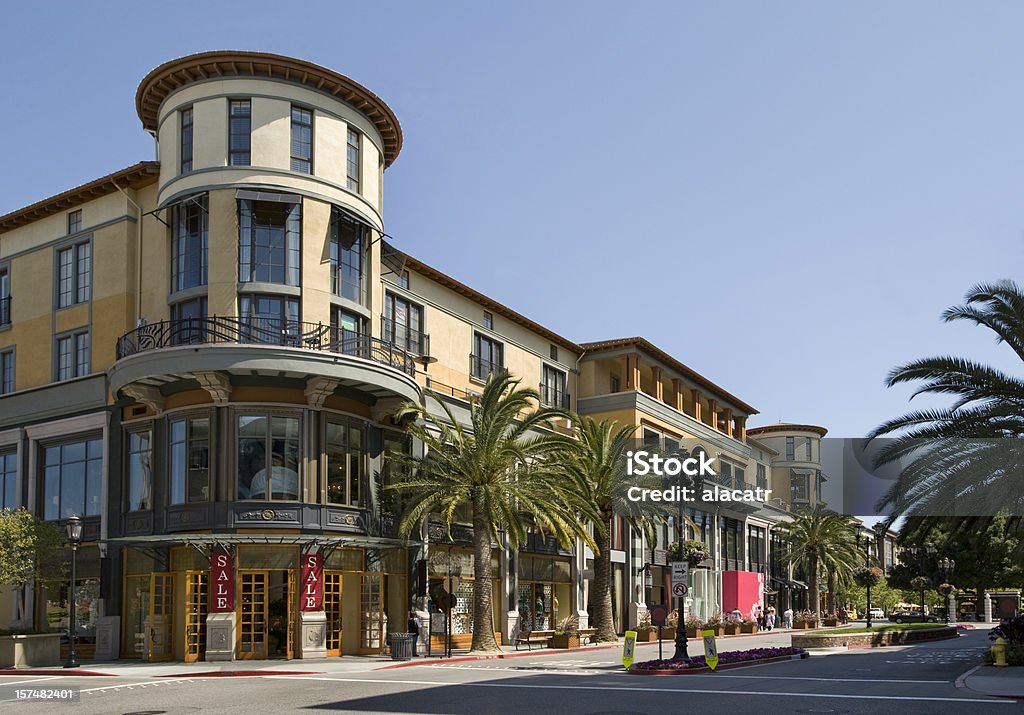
[470,497,500,653]
[827,571,837,616]
[592,513,617,643]
[809,555,820,621]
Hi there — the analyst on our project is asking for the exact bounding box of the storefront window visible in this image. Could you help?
[325,420,363,506]
[169,415,210,504]
[126,430,152,512]
[237,414,300,500]
[43,437,102,520]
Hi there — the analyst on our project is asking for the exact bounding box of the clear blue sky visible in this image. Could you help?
[2,1,1021,436]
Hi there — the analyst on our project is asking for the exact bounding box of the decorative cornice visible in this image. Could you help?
[194,370,232,405]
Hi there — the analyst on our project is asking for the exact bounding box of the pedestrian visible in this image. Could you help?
[408,610,421,657]
[767,607,776,631]
[783,607,794,629]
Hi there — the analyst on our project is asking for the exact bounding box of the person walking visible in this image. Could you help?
[767,607,776,631]
[783,607,794,630]
[408,611,422,657]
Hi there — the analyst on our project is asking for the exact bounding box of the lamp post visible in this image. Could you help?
[63,515,82,669]
[938,557,956,624]
[856,531,874,629]
[907,544,935,620]
[671,449,700,663]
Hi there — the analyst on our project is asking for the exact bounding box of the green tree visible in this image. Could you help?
[389,372,596,653]
[780,505,861,618]
[0,508,66,625]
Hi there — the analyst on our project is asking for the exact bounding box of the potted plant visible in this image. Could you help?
[634,613,658,642]
[704,613,724,636]
[551,616,580,649]
[723,612,741,635]
[853,565,884,588]
[685,613,702,639]
[794,610,818,629]
[740,617,759,634]
[668,539,712,568]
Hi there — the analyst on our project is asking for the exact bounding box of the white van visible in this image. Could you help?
[869,608,885,620]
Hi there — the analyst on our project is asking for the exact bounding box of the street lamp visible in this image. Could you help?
[671,448,701,663]
[938,557,956,624]
[63,515,82,669]
[907,544,935,620]
[856,532,874,629]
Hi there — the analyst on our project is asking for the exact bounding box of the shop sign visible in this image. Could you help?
[301,552,324,611]
[210,550,234,613]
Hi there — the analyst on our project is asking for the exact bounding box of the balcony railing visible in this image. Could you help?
[381,318,429,356]
[0,296,9,327]
[539,383,570,409]
[115,316,416,376]
[470,354,504,381]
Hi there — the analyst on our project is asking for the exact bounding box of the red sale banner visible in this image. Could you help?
[301,552,323,612]
[210,549,235,613]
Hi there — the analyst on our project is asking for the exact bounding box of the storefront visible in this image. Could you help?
[516,554,572,631]
[426,546,501,648]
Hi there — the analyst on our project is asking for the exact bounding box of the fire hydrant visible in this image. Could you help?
[992,636,1008,667]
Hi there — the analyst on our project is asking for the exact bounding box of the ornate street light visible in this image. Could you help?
[907,543,935,620]
[671,448,703,663]
[938,557,956,624]
[64,515,82,669]
[856,532,874,629]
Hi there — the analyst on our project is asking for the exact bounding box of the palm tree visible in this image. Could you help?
[389,372,596,653]
[780,505,860,619]
[870,281,1024,535]
[561,418,637,643]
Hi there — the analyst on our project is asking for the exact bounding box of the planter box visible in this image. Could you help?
[740,624,758,634]
[0,634,61,668]
[822,618,839,627]
[551,633,580,649]
[793,621,816,630]
[792,625,957,650]
[686,627,699,639]
[724,624,741,635]
[660,627,676,641]
[635,629,658,642]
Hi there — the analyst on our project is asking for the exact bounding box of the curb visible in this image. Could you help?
[628,651,809,675]
[156,670,326,678]
[376,642,625,669]
[0,669,117,677]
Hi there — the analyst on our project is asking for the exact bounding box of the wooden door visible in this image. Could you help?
[149,573,173,662]
[325,571,343,656]
[184,571,208,663]
[286,569,296,660]
[238,571,268,659]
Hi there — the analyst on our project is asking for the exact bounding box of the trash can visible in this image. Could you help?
[389,632,416,661]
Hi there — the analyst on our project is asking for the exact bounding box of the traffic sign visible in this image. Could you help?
[702,629,719,670]
[672,582,689,597]
[622,630,637,669]
[671,561,689,586]
[649,605,668,627]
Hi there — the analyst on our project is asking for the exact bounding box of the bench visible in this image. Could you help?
[578,628,597,645]
[515,629,554,651]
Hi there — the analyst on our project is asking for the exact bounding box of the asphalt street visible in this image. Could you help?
[0,629,1013,714]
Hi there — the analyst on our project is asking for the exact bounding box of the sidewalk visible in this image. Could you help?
[962,665,1024,700]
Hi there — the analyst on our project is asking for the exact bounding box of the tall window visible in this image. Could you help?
[0,349,14,393]
[483,311,494,330]
[383,293,424,354]
[805,437,814,461]
[169,415,209,504]
[67,210,82,234]
[0,451,15,509]
[56,330,89,381]
[756,463,767,491]
[397,270,409,289]
[785,436,795,461]
[325,419,364,506]
[239,200,301,285]
[748,525,766,571]
[171,297,208,345]
[172,195,208,292]
[610,374,620,393]
[43,437,102,520]
[719,516,741,569]
[331,308,366,355]
[239,295,300,343]
[57,242,90,308]
[720,461,733,488]
[330,210,365,303]
[290,106,313,173]
[541,365,567,408]
[228,99,251,166]
[180,107,193,173]
[791,470,809,502]
[471,333,504,380]
[346,128,360,192]
[0,267,9,326]
[237,414,300,500]
[126,431,152,512]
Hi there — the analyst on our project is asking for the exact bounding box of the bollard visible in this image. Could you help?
[992,636,1008,668]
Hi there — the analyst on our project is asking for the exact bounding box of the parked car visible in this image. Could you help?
[891,611,939,624]
[869,608,885,620]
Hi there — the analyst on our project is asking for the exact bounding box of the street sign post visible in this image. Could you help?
[671,561,690,661]
[702,629,719,670]
[672,582,688,598]
[622,630,637,670]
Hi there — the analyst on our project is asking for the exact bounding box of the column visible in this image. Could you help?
[672,379,685,412]
[502,535,518,644]
[626,353,641,391]
[572,537,590,630]
[723,408,733,438]
[736,416,747,442]
[690,390,702,421]
[708,400,719,430]
[651,366,663,402]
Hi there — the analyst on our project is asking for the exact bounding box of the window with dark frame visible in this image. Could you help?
[239,294,300,343]
[806,437,813,461]
[126,430,152,512]
[0,268,9,326]
[0,451,15,509]
[42,437,103,520]
[786,436,795,461]
[228,99,252,166]
[236,413,301,501]
[331,307,366,355]
[0,349,13,394]
[610,374,620,393]
[329,209,365,303]
[238,199,301,285]
[541,364,567,408]
[180,107,193,173]
[325,419,364,506]
[172,195,208,292]
[170,297,208,345]
[398,270,409,289]
[56,330,89,381]
[549,344,558,361]
[483,311,493,329]
[290,106,313,173]
[67,210,82,235]
[756,463,767,490]
[57,242,91,308]
[169,415,210,505]
[471,332,504,380]
[383,292,425,354]
[346,128,360,191]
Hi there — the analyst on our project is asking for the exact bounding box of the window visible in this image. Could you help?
[229,99,251,166]
[785,436,795,461]
[239,295,300,344]
[383,293,425,354]
[549,344,558,361]
[0,451,15,509]
[331,308,366,355]
[180,107,193,173]
[67,210,82,235]
[397,270,410,289]
[239,199,301,285]
[540,365,567,408]
[56,330,89,381]
[171,297,208,345]
[805,437,814,461]
[0,349,13,393]
[346,128,360,192]
[720,461,733,487]
[57,242,90,308]
[0,267,9,326]
[237,414,300,500]
[610,374,620,393]
[471,332,504,380]
[748,525,766,571]
[719,516,741,569]
[325,419,364,506]
[290,106,313,173]
[43,437,102,520]
[756,463,767,491]
[172,194,208,292]
[169,415,210,504]
[735,466,745,489]
[790,470,809,502]
[126,431,152,512]
[483,311,493,330]
[330,210,365,302]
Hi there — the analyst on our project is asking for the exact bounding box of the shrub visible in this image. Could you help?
[990,615,1024,647]
[685,614,702,630]
[668,540,711,566]
[631,646,806,671]
[555,615,579,636]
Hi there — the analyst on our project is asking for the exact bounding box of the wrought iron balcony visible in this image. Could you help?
[470,354,504,381]
[115,316,416,376]
[381,317,429,356]
[539,383,570,409]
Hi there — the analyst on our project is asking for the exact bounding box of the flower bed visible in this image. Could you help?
[629,647,807,674]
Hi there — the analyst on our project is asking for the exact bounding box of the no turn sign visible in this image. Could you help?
[672,582,689,597]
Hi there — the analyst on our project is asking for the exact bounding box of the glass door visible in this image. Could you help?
[360,573,383,653]
[149,573,173,661]
[238,571,268,659]
[184,571,208,663]
[325,571,343,656]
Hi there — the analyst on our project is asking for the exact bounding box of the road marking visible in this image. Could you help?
[264,675,1015,703]
[0,676,58,686]
[80,679,190,694]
